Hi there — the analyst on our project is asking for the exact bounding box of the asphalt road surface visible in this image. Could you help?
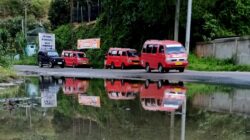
[14,65,250,87]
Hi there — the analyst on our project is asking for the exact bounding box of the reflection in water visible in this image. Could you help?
[140,80,186,112]
[63,77,89,95]
[0,76,250,140]
[105,79,141,100]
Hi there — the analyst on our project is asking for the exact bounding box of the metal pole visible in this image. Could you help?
[24,1,27,39]
[185,0,193,54]
[181,97,186,140]
[174,0,181,41]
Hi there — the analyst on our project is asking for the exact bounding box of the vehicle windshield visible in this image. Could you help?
[166,46,186,54]
[127,51,138,57]
[47,51,59,57]
[77,53,86,58]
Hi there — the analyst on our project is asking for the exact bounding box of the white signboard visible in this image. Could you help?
[77,38,101,49]
[38,33,55,51]
[41,92,57,108]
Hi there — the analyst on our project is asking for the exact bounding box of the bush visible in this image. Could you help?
[86,49,105,68]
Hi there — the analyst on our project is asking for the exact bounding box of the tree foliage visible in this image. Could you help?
[48,0,70,28]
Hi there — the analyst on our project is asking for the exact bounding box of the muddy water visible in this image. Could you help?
[0,76,249,140]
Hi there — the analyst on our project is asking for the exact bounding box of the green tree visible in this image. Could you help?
[48,0,70,28]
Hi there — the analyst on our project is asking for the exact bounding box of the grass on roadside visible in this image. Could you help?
[14,56,37,65]
[0,67,17,83]
[188,53,250,71]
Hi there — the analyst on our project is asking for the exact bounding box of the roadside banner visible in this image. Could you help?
[78,95,101,107]
[38,33,55,51]
[77,38,101,49]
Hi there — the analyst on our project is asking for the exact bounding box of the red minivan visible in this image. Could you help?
[140,40,188,73]
[62,50,89,67]
[104,48,140,69]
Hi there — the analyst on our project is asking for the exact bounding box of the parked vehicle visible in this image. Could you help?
[140,40,188,73]
[63,78,89,95]
[38,50,65,68]
[61,50,89,67]
[104,48,140,69]
[105,79,142,100]
[140,80,186,112]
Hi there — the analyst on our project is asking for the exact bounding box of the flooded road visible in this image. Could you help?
[0,76,250,140]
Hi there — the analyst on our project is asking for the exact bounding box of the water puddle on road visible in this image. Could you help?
[0,76,250,140]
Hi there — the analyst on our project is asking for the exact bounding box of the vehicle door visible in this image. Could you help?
[43,52,50,64]
[68,52,74,66]
[110,50,118,67]
[72,53,77,65]
[157,45,165,66]
[116,50,123,66]
[122,51,128,65]
[64,52,70,66]
[151,44,158,69]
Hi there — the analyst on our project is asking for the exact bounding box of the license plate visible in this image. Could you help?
[58,62,62,64]
[175,62,183,65]
[134,62,139,64]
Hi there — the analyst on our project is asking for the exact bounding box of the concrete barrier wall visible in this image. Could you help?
[195,36,250,65]
[192,89,250,116]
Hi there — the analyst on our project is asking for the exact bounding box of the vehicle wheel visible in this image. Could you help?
[60,64,64,68]
[49,61,54,68]
[165,69,169,73]
[111,79,115,85]
[145,64,151,73]
[121,63,125,70]
[158,64,164,73]
[145,79,150,88]
[111,63,115,69]
[157,80,163,88]
[72,63,76,68]
[38,61,43,68]
[178,81,184,86]
[179,68,184,73]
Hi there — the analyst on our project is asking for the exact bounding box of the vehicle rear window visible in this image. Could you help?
[48,51,59,57]
[127,51,138,57]
[77,53,86,58]
[166,46,186,54]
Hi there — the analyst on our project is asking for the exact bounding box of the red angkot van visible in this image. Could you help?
[140,80,186,112]
[63,78,89,95]
[104,48,140,69]
[61,50,89,67]
[140,40,188,73]
[104,79,141,100]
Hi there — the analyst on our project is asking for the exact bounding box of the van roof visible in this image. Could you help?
[109,48,136,51]
[145,40,182,45]
[62,50,85,53]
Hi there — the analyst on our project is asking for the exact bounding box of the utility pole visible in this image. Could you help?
[185,0,193,54]
[174,0,180,41]
[24,0,27,39]
[70,0,74,23]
